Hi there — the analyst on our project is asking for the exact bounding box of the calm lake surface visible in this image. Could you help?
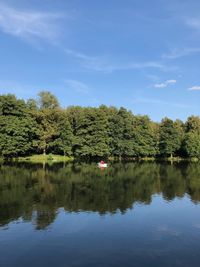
[1,162,200,267]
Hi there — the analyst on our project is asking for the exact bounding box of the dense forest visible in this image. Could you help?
[0,91,200,159]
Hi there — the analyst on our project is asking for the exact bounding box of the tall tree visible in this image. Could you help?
[132,116,158,157]
[26,98,38,111]
[0,115,38,157]
[35,109,60,155]
[38,91,60,110]
[72,107,110,159]
[185,132,200,158]
[185,116,200,133]
[174,119,185,156]
[109,107,134,159]
[0,94,39,157]
[51,111,73,156]
[34,92,62,155]
[159,118,182,158]
[0,94,27,116]
[184,116,200,158]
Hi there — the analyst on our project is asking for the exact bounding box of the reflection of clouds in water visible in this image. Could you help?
[57,210,92,234]
[1,217,24,231]
[130,248,168,258]
[1,226,9,231]
[193,224,200,229]
[156,225,182,237]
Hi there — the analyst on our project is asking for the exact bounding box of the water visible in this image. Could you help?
[1,162,200,267]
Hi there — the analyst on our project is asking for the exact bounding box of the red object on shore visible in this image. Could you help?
[100,160,105,164]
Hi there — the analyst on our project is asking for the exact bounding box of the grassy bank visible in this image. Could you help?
[1,155,199,164]
[16,154,74,163]
[109,156,196,162]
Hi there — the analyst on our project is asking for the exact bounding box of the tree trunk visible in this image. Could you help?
[42,161,46,170]
[170,153,173,165]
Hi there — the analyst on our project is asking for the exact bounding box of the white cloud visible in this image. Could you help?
[154,83,167,88]
[0,3,62,43]
[162,47,200,59]
[166,79,176,84]
[65,49,96,61]
[64,79,89,94]
[65,49,165,73]
[154,79,176,88]
[186,18,200,30]
[188,86,200,91]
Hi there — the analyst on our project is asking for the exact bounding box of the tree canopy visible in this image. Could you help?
[0,92,199,159]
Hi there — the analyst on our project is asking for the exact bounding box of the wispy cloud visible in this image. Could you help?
[162,47,200,59]
[154,79,176,88]
[188,86,200,91]
[65,49,165,73]
[64,79,89,94]
[65,49,95,61]
[186,18,200,31]
[0,3,63,43]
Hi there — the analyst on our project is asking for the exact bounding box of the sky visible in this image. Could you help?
[0,0,200,121]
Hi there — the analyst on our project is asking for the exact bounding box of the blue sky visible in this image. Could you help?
[0,0,200,121]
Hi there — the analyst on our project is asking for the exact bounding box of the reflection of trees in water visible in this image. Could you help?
[1,162,200,229]
[185,164,200,203]
[159,164,187,200]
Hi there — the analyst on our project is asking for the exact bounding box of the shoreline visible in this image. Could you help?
[1,154,199,164]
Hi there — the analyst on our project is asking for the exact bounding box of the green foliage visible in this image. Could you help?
[109,107,134,158]
[51,111,73,156]
[0,92,200,159]
[0,94,27,116]
[0,115,38,157]
[185,116,200,133]
[26,98,38,111]
[38,91,60,110]
[17,154,73,162]
[159,118,182,157]
[132,116,158,157]
[184,116,200,158]
[185,132,200,158]
[47,153,54,161]
[72,107,110,158]
[35,109,61,154]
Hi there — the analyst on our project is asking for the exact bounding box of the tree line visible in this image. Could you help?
[0,91,200,159]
